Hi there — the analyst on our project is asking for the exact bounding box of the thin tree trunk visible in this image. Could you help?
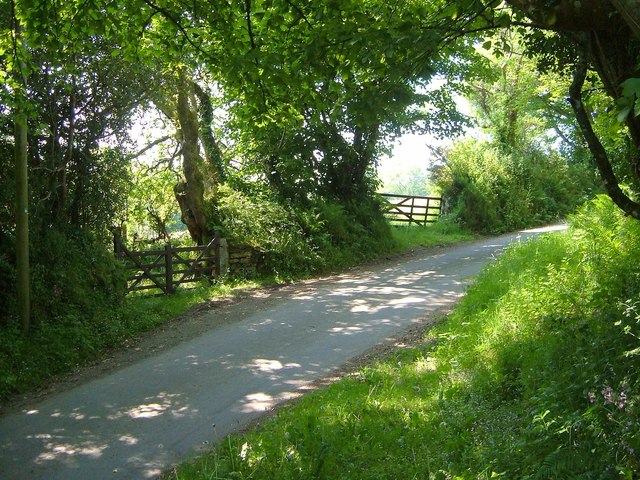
[15,107,30,334]
[13,14,30,334]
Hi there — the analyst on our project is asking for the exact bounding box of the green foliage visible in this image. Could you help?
[72,147,132,239]
[379,165,431,196]
[435,138,594,233]
[28,229,127,323]
[312,197,397,268]
[168,195,640,480]
[618,78,640,121]
[432,195,640,476]
[433,46,600,234]
[213,186,397,277]
[0,229,130,397]
[126,164,183,243]
[0,249,15,323]
[214,185,322,276]
[0,11,154,330]
[205,0,477,204]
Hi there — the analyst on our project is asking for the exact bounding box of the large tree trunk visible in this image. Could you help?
[169,72,227,245]
[191,81,226,187]
[174,71,210,245]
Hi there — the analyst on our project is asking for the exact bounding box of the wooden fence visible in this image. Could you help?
[114,233,223,294]
[380,193,443,225]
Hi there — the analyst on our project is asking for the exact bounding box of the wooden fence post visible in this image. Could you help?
[425,197,431,224]
[164,244,174,294]
[410,196,416,225]
[214,231,222,277]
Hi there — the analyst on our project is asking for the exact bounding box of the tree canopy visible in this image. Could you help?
[2,0,640,330]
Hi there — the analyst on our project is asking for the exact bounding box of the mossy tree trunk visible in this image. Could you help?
[173,71,227,245]
[174,71,210,245]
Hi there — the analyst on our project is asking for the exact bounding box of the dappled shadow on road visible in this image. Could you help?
[1,390,196,479]
[0,230,543,480]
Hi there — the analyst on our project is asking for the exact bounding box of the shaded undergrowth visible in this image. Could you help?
[0,278,263,401]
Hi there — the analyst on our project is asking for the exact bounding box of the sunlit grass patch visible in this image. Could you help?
[390,221,475,251]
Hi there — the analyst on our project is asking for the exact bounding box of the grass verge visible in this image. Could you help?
[390,220,475,251]
[0,277,266,402]
[166,196,639,479]
[0,221,472,402]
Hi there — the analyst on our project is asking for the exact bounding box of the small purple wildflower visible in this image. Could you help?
[621,440,635,454]
[602,385,615,405]
[616,390,627,410]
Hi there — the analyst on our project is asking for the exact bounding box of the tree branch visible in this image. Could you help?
[244,0,257,50]
[608,0,640,40]
[284,0,314,29]
[568,55,640,219]
[129,135,171,160]
[551,124,578,148]
[139,0,208,57]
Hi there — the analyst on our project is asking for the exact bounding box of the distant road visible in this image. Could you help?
[0,225,566,480]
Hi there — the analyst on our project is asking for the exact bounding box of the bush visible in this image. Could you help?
[213,185,323,276]
[0,229,131,398]
[29,229,127,323]
[435,138,597,234]
[0,246,15,324]
[213,185,396,277]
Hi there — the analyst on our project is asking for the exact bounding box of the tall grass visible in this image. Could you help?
[169,195,639,479]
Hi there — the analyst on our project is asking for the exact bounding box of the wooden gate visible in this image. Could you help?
[114,233,222,294]
[380,194,442,225]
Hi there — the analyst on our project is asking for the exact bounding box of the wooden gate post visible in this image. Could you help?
[425,197,431,224]
[112,227,122,255]
[410,196,416,225]
[164,244,174,294]
[213,231,222,277]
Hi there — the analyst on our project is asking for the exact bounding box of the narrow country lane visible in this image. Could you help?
[0,226,565,480]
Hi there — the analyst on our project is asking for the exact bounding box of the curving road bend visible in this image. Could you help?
[0,225,565,480]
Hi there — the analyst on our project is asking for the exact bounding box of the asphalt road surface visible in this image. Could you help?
[0,225,565,479]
